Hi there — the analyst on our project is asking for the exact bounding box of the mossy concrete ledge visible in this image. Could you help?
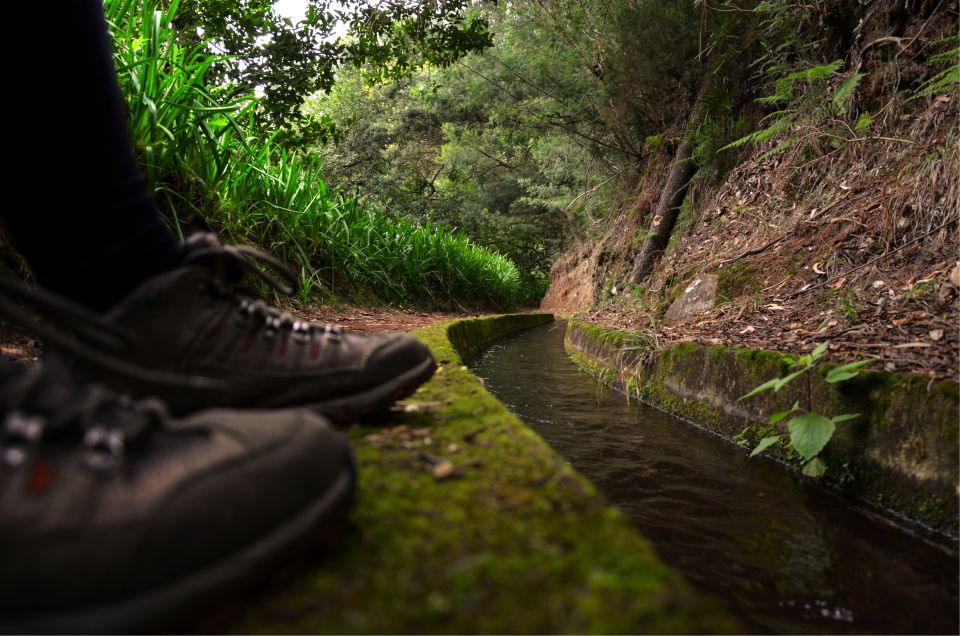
[233,313,737,634]
[564,320,959,539]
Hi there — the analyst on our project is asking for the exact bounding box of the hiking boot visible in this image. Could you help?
[0,234,436,420]
[0,359,356,633]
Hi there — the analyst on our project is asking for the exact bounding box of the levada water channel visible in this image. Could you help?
[471,321,958,634]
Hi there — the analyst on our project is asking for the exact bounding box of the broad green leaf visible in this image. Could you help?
[750,435,782,457]
[787,413,835,461]
[773,369,804,391]
[830,413,860,424]
[802,457,828,478]
[811,341,830,361]
[825,360,871,384]
[769,402,800,424]
[739,377,780,401]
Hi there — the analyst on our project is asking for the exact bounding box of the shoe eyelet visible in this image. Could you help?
[83,425,125,473]
[2,412,45,468]
[2,447,27,468]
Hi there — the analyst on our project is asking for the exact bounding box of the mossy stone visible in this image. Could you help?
[564,321,960,539]
[233,314,737,634]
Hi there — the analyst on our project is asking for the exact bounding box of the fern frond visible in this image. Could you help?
[758,136,800,160]
[719,116,793,152]
[785,59,842,83]
[832,72,865,115]
[907,36,958,101]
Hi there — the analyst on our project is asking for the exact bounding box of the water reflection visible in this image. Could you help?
[473,322,958,635]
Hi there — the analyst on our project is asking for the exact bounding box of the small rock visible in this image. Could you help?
[432,460,457,480]
[929,329,944,341]
[664,274,719,323]
[871,280,885,289]
[447,443,460,454]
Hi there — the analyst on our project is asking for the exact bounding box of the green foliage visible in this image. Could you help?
[787,413,834,461]
[909,35,960,102]
[739,342,869,477]
[107,0,521,307]
[168,0,492,134]
[304,5,611,299]
[644,135,664,152]
[721,58,868,158]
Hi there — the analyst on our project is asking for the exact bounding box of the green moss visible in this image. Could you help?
[714,261,760,301]
[665,341,699,360]
[234,314,736,634]
[708,345,727,364]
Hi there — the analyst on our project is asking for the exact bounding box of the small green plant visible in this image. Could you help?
[908,35,959,102]
[839,297,858,324]
[738,342,870,477]
[720,60,868,159]
[644,134,665,152]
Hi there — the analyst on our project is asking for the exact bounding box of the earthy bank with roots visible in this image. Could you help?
[542,2,958,383]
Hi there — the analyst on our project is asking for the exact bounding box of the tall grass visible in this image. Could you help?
[104,0,521,306]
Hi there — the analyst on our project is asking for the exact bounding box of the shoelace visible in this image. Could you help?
[184,242,299,298]
[0,275,226,394]
[184,239,343,340]
[0,239,343,391]
[0,362,164,471]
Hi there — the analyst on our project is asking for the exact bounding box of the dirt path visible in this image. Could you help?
[299,305,476,335]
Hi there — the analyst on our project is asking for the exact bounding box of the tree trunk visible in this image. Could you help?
[628,93,705,285]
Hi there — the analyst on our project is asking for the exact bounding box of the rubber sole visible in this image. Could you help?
[0,469,355,634]
[309,355,438,423]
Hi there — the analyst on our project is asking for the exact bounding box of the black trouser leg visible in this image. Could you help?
[2,0,179,311]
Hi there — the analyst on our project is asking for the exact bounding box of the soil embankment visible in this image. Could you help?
[542,7,958,382]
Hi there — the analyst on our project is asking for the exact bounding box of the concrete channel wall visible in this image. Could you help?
[234,314,738,634]
[565,320,960,539]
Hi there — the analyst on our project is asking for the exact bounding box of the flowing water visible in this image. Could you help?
[472,322,959,634]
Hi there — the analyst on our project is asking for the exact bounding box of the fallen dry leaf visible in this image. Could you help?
[828,277,847,289]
